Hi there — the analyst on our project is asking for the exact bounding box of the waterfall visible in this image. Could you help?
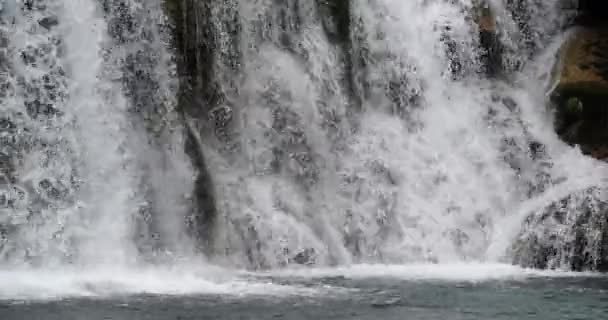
[175,0,608,269]
[0,0,195,267]
[0,0,606,277]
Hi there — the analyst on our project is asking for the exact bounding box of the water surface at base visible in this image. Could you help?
[1,265,607,320]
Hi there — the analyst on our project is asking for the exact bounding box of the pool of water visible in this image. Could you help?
[1,264,607,320]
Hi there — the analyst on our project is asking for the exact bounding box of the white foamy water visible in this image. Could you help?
[1,263,602,301]
[261,263,603,282]
[0,266,329,301]
[59,0,142,266]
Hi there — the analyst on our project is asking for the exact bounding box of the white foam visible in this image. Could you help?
[1,263,603,301]
[258,263,604,282]
[0,266,327,301]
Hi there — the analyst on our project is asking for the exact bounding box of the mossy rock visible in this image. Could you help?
[549,27,608,100]
[549,27,608,156]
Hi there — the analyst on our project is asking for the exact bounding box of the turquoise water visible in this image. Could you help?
[1,266,606,320]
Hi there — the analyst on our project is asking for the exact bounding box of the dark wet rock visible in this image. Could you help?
[576,1,608,22]
[185,122,217,250]
[315,0,356,107]
[38,16,58,30]
[164,0,239,122]
[501,96,519,112]
[512,187,608,272]
[0,152,12,184]
[528,141,546,160]
[290,248,317,265]
[0,118,15,131]
[316,0,350,44]
[548,27,608,160]
[164,0,238,232]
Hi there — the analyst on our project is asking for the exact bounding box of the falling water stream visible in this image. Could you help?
[0,0,607,319]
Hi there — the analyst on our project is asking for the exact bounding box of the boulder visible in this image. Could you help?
[512,187,608,272]
[549,27,608,159]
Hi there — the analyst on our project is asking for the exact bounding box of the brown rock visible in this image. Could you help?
[476,4,495,32]
[588,146,608,160]
[550,27,608,99]
[549,27,608,159]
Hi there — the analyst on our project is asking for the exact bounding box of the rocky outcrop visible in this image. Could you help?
[548,0,608,160]
[549,27,608,159]
[512,188,608,272]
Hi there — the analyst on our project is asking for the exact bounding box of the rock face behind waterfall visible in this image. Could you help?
[162,0,232,252]
[512,188,608,272]
[549,27,608,160]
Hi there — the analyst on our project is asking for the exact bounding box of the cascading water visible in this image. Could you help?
[0,0,195,268]
[0,0,606,297]
[101,0,197,260]
[188,0,608,269]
